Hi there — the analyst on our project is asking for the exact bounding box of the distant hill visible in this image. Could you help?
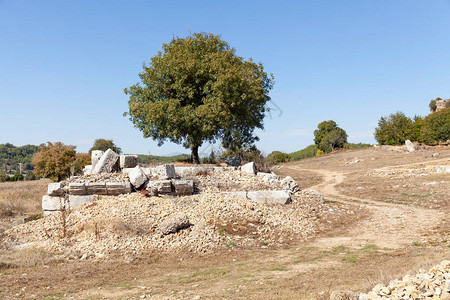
[0,143,39,172]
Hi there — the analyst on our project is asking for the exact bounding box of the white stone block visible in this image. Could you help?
[92,149,119,174]
[68,194,98,208]
[83,165,92,175]
[42,195,66,211]
[241,162,256,175]
[47,182,65,196]
[91,150,104,169]
[128,166,148,188]
[147,180,173,194]
[405,140,416,152]
[247,190,291,205]
[174,180,194,196]
[153,164,176,179]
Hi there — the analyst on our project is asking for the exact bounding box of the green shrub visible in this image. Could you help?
[289,145,318,161]
[421,108,450,143]
[267,151,289,165]
[374,112,415,145]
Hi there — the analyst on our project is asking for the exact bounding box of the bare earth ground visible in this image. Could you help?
[0,146,449,299]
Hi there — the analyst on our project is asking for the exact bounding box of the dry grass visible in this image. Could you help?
[0,248,62,270]
[0,180,50,218]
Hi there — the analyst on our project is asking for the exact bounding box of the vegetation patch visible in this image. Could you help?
[401,193,432,198]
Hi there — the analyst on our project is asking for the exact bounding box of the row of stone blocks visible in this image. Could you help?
[42,179,195,215]
[43,181,132,215]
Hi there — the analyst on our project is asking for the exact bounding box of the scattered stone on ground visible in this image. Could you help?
[359,260,450,299]
[368,164,450,178]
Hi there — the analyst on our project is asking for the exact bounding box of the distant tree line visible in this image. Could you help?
[0,143,39,182]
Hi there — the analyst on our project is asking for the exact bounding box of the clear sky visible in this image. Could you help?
[1,0,449,156]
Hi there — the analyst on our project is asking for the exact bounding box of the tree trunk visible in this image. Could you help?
[191,145,200,164]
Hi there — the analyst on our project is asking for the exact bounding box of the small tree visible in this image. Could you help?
[374,112,415,145]
[32,142,77,182]
[313,120,348,153]
[89,139,122,154]
[124,32,274,164]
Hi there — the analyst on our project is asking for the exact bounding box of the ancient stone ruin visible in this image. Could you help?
[42,150,299,216]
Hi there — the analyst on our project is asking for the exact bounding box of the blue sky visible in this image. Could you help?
[1,0,449,156]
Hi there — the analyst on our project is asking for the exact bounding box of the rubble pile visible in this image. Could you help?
[3,149,349,258]
[4,188,337,257]
[360,260,450,299]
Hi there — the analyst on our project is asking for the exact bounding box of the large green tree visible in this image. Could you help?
[124,33,274,163]
[313,120,348,153]
[89,139,122,154]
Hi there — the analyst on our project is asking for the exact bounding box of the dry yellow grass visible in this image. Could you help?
[0,179,50,217]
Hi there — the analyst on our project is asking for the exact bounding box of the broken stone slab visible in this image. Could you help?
[92,149,119,174]
[257,172,280,183]
[86,182,107,195]
[128,166,148,189]
[241,162,256,175]
[83,165,92,175]
[160,214,190,235]
[91,150,104,169]
[247,190,291,205]
[69,183,87,195]
[153,164,176,179]
[120,155,138,169]
[106,182,132,195]
[47,182,65,196]
[405,140,416,152]
[42,195,67,211]
[173,180,194,196]
[68,194,98,208]
[147,180,173,195]
[281,176,300,193]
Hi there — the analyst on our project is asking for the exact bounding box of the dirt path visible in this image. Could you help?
[288,166,446,250]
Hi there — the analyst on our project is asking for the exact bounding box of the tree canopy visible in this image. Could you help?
[89,139,122,155]
[421,107,450,143]
[313,120,348,153]
[124,32,274,163]
[32,142,77,182]
[374,112,415,145]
